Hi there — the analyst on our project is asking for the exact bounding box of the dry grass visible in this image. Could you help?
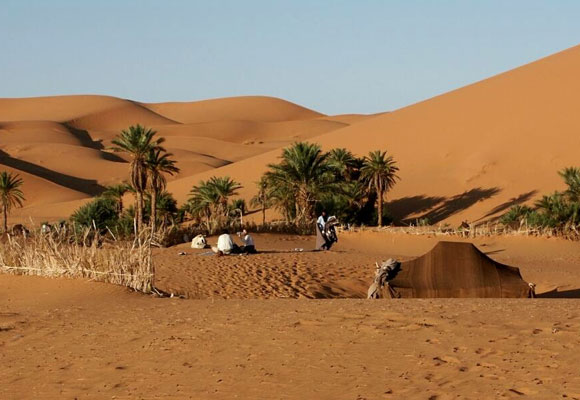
[341,222,580,240]
[0,228,153,293]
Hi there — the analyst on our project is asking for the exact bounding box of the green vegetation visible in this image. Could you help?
[0,171,25,232]
[102,182,132,214]
[501,168,580,233]
[360,150,400,227]
[111,124,167,234]
[145,148,180,233]
[247,142,400,229]
[71,197,120,231]
[184,176,242,231]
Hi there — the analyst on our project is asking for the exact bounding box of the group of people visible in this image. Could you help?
[212,229,256,256]
[203,210,338,256]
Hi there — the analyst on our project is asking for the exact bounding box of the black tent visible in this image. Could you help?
[385,241,533,298]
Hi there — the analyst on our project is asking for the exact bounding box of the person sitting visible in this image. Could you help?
[239,229,257,254]
[211,230,240,255]
[191,234,207,249]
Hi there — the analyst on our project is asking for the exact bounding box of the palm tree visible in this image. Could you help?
[265,142,334,226]
[559,167,580,202]
[0,171,24,232]
[208,176,242,217]
[111,125,165,234]
[360,150,400,227]
[145,149,179,233]
[102,182,132,214]
[250,177,272,225]
[328,148,358,180]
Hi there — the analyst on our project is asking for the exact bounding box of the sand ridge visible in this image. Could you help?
[2,45,580,226]
[0,94,370,223]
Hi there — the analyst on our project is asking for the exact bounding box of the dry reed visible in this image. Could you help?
[340,222,580,240]
[0,227,154,293]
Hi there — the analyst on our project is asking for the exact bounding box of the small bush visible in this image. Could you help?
[500,205,535,227]
[71,197,119,230]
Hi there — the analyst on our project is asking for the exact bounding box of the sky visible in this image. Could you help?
[2,1,580,115]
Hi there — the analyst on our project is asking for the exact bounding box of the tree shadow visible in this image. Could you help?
[388,195,445,223]
[0,150,105,196]
[537,288,580,298]
[399,187,501,224]
[477,190,538,222]
[62,124,127,163]
[483,249,505,256]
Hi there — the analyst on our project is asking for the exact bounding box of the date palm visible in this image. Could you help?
[361,150,400,227]
[102,182,132,214]
[111,125,165,234]
[188,179,220,230]
[559,167,580,202]
[208,176,242,217]
[0,171,25,232]
[265,142,333,226]
[328,148,358,180]
[250,177,272,225]
[145,149,179,233]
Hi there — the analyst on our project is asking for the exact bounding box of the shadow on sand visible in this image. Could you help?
[477,190,538,222]
[537,288,580,298]
[63,124,127,163]
[389,187,501,224]
[0,150,105,196]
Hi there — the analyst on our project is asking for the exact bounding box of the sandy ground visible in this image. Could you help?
[154,231,580,298]
[2,232,580,399]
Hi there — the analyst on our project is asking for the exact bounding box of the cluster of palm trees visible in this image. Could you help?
[184,176,243,231]
[252,142,400,227]
[502,167,580,230]
[111,125,179,235]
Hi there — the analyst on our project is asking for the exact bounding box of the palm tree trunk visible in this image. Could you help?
[3,205,7,233]
[135,191,143,234]
[150,190,158,233]
[377,178,383,227]
[262,202,266,225]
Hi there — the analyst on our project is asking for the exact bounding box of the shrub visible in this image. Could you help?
[71,197,119,230]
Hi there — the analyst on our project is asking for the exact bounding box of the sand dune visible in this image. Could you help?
[168,45,580,224]
[142,95,324,123]
[0,95,363,222]
[4,46,580,225]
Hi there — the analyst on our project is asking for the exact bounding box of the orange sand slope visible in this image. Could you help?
[168,44,580,224]
[0,95,369,222]
[3,45,580,224]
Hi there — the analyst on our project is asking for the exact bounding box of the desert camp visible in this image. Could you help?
[368,241,534,299]
[3,2,580,399]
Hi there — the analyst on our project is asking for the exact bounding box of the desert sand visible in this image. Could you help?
[2,231,580,399]
[1,45,579,225]
[2,43,580,399]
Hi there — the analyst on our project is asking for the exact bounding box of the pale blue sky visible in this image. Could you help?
[2,1,580,114]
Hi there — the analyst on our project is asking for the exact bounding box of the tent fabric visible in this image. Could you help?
[385,241,532,298]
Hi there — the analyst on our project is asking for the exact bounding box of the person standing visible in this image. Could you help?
[316,210,330,250]
[317,210,327,232]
